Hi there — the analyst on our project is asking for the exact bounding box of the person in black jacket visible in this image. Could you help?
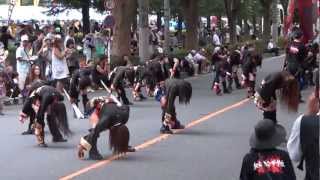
[109,66,134,105]
[303,42,319,87]
[19,84,71,147]
[131,65,151,101]
[211,47,230,95]
[240,119,296,180]
[228,49,242,90]
[78,97,135,160]
[254,71,300,123]
[241,51,262,98]
[285,31,307,101]
[69,68,92,117]
[159,78,192,134]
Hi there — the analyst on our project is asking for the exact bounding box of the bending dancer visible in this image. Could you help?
[254,71,300,123]
[19,84,71,147]
[78,97,135,160]
[159,78,192,134]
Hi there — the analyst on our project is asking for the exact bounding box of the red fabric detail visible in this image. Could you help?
[297,0,314,43]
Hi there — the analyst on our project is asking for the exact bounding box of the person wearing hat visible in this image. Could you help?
[16,34,32,91]
[287,90,319,180]
[240,119,296,180]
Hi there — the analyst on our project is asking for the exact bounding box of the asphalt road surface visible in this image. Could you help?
[0,55,310,180]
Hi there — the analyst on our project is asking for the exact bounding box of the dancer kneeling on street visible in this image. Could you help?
[158,78,192,134]
[19,84,71,147]
[78,96,135,160]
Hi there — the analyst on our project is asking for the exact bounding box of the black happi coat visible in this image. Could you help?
[22,85,64,125]
[286,41,307,75]
[242,57,256,79]
[111,66,133,88]
[257,72,284,105]
[146,61,169,83]
[240,148,296,180]
[69,68,92,98]
[83,103,130,147]
[164,78,189,116]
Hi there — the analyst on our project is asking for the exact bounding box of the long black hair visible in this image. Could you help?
[280,71,299,112]
[51,102,72,136]
[109,124,130,154]
[178,80,192,104]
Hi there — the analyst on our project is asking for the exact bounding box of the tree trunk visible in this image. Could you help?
[271,0,279,42]
[156,11,162,30]
[182,0,199,50]
[177,14,183,34]
[229,14,237,43]
[262,4,272,44]
[252,14,257,37]
[164,0,170,53]
[138,0,150,62]
[206,16,211,30]
[224,0,240,44]
[112,0,137,59]
[81,0,90,35]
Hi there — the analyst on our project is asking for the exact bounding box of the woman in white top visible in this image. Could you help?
[52,36,69,92]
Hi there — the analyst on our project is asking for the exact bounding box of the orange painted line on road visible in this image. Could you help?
[59,98,250,180]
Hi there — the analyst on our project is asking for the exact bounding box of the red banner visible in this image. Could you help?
[297,0,314,43]
[284,0,296,35]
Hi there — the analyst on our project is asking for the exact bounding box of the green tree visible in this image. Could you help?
[199,0,225,30]
[50,0,104,34]
[181,0,199,50]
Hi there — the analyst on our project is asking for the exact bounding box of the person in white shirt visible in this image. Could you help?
[52,36,69,93]
[266,39,279,56]
[287,91,319,180]
[16,35,31,91]
[212,28,221,46]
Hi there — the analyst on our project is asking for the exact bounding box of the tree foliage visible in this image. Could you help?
[199,0,225,17]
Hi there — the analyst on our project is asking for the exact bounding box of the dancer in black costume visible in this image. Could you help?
[109,66,135,105]
[159,78,192,134]
[19,83,71,147]
[69,67,93,117]
[78,97,135,160]
[254,71,300,123]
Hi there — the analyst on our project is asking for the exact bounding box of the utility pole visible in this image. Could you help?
[138,0,150,62]
[164,0,170,54]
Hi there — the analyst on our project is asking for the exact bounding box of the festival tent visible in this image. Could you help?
[0,5,107,22]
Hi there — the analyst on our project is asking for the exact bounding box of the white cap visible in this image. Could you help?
[157,47,163,54]
[213,47,221,54]
[54,34,62,39]
[44,34,53,41]
[21,35,29,42]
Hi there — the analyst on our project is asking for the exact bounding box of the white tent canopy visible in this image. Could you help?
[0,5,107,22]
